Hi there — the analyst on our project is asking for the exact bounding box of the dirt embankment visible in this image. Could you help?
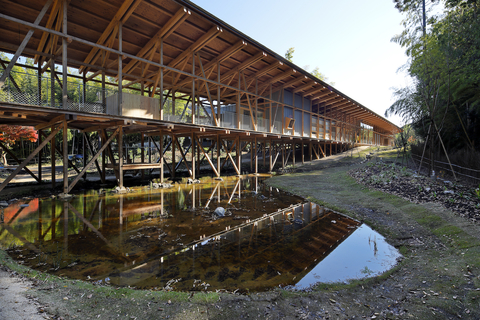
[1,148,480,319]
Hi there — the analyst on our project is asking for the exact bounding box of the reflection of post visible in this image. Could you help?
[228,178,241,204]
[51,200,56,240]
[63,201,68,256]
[37,199,42,242]
[192,184,196,209]
[119,195,124,226]
[161,189,164,216]
[205,180,221,208]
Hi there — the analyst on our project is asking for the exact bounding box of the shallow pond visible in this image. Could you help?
[0,175,400,292]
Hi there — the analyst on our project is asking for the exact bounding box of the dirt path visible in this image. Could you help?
[1,147,479,319]
[0,267,48,319]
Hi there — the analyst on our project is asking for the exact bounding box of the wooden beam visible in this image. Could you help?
[67,127,120,193]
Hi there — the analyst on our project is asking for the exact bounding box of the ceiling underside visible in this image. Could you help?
[0,0,400,134]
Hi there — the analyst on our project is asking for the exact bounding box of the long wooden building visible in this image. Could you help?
[0,0,400,195]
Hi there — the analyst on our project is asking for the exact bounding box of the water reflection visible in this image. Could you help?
[0,175,400,291]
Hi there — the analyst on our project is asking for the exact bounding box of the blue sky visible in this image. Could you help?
[190,0,410,126]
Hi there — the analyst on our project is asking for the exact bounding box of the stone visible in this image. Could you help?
[0,201,9,207]
[214,207,225,217]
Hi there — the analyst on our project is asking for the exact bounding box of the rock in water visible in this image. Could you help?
[214,207,225,217]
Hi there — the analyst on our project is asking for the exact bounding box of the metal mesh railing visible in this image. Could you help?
[0,68,115,114]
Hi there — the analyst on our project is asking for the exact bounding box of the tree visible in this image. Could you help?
[284,47,295,62]
[0,125,38,165]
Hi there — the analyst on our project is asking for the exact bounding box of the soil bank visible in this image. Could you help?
[1,147,479,319]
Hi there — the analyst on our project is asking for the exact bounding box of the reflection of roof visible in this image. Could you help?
[0,0,399,134]
[110,203,361,291]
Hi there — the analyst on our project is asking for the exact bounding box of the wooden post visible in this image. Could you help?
[250,140,253,172]
[159,39,164,121]
[160,132,164,183]
[38,130,42,182]
[62,0,68,110]
[301,142,304,164]
[118,22,123,116]
[309,142,312,161]
[254,137,258,174]
[50,59,54,108]
[269,139,273,172]
[63,121,68,194]
[141,132,145,180]
[101,132,106,182]
[172,135,176,179]
[263,141,266,167]
[191,133,195,179]
[269,84,272,133]
[217,62,221,126]
[118,126,123,188]
[292,142,295,167]
[236,136,241,175]
[192,54,195,124]
[217,135,221,177]
[82,132,87,181]
[37,62,42,106]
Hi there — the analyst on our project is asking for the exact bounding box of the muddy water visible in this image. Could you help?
[0,175,400,292]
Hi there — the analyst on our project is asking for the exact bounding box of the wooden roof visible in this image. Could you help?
[0,0,400,134]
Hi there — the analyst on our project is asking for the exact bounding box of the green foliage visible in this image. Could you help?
[388,1,480,152]
[474,185,480,200]
[284,47,295,62]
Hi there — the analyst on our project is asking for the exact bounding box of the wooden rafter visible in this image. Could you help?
[79,0,143,73]
[122,7,190,76]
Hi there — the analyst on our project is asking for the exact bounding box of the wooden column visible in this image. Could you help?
[236,136,241,175]
[118,126,124,188]
[217,135,221,177]
[217,62,221,126]
[269,140,273,172]
[172,135,176,179]
[254,138,258,174]
[38,130,42,182]
[37,62,42,106]
[159,39,164,121]
[62,0,68,110]
[292,143,295,167]
[50,59,54,108]
[141,133,145,180]
[191,133,195,180]
[101,132,106,182]
[63,121,68,194]
[301,142,304,164]
[159,132,164,183]
[192,54,196,124]
[262,141,266,167]
[118,22,123,116]
[250,140,253,172]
